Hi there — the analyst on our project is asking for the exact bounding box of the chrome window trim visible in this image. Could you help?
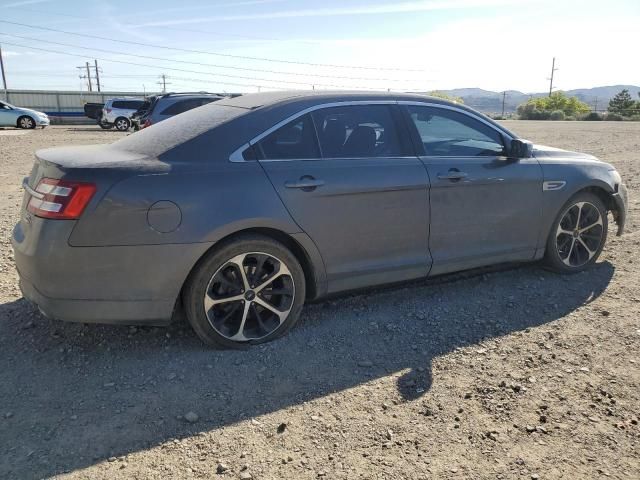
[228,99,513,162]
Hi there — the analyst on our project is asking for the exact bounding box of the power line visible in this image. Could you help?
[0,31,416,84]
[0,41,318,91]
[0,19,427,73]
[0,40,419,91]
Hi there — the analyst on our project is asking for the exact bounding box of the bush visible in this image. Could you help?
[628,115,640,122]
[550,110,565,121]
[565,115,576,121]
[605,113,624,121]
[581,112,602,121]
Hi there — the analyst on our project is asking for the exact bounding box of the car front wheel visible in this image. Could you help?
[545,192,608,273]
[17,116,36,129]
[183,235,306,348]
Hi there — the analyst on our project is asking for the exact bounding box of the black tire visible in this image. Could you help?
[98,121,113,130]
[17,115,36,129]
[114,117,130,131]
[183,234,306,349]
[544,191,608,273]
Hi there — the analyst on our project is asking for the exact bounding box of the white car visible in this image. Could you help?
[0,100,50,129]
[100,98,145,131]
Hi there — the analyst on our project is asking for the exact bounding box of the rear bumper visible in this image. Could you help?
[612,183,628,236]
[19,275,174,326]
[11,217,214,326]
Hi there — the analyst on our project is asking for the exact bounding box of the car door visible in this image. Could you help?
[0,101,15,126]
[257,103,432,293]
[402,103,543,275]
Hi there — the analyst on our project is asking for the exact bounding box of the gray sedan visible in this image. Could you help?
[12,92,627,348]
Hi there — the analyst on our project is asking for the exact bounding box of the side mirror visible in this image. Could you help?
[509,139,533,158]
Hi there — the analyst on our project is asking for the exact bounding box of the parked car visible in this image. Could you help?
[134,92,223,129]
[12,91,627,348]
[130,96,158,131]
[99,97,145,131]
[0,100,50,129]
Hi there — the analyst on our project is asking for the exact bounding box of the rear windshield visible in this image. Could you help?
[112,102,248,156]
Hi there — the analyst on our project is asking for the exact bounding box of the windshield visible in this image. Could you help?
[0,101,16,109]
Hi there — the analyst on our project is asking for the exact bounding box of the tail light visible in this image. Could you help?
[142,118,152,129]
[27,178,96,220]
[106,108,112,113]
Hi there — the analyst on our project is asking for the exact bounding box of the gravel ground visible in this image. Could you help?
[0,123,638,480]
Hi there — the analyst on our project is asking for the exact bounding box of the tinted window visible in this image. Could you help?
[256,114,320,160]
[312,105,404,158]
[407,105,505,157]
[161,98,203,116]
[112,100,144,110]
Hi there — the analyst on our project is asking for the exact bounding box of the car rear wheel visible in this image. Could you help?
[544,192,608,273]
[114,117,130,131]
[17,116,36,129]
[183,235,306,348]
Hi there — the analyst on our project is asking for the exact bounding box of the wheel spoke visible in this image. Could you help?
[579,217,603,234]
[229,301,251,341]
[574,202,583,230]
[204,293,244,311]
[561,238,576,266]
[251,255,267,288]
[254,297,288,324]
[227,254,250,292]
[576,237,596,259]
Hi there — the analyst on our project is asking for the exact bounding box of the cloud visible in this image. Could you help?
[134,0,526,27]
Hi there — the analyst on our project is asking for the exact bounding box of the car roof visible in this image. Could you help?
[214,90,459,110]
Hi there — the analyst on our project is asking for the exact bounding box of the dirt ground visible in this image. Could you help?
[0,122,638,480]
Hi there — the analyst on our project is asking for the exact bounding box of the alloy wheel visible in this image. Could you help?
[116,119,129,131]
[555,201,604,267]
[203,252,295,342]
[19,117,34,129]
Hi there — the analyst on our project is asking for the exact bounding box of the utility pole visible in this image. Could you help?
[593,97,598,113]
[501,91,507,117]
[0,43,7,101]
[548,57,558,97]
[158,74,169,93]
[85,62,93,92]
[93,59,101,92]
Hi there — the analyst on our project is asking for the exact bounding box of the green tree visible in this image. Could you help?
[427,91,464,104]
[608,89,636,115]
[517,92,590,119]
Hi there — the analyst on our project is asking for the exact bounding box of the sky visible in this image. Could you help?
[0,0,638,94]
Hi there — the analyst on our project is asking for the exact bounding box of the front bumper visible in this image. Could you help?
[612,183,628,236]
[35,116,50,126]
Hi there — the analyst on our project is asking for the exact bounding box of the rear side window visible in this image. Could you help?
[112,100,144,110]
[160,98,204,116]
[256,114,320,160]
[407,105,505,157]
[312,104,405,158]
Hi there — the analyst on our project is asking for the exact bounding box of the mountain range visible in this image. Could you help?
[429,85,640,115]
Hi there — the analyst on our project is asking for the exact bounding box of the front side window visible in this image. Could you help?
[312,104,404,158]
[407,105,505,157]
[256,114,320,160]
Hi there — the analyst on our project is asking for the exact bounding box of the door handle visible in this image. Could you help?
[284,176,325,191]
[437,169,468,181]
